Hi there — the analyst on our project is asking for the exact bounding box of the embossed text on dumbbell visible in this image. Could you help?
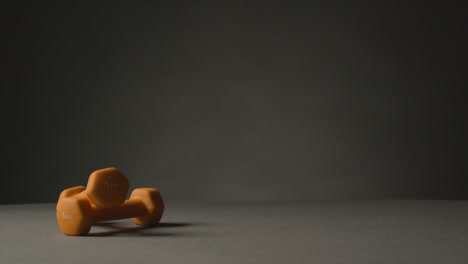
[62,212,72,219]
[104,181,118,189]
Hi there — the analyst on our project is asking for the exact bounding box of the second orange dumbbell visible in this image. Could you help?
[57,167,130,210]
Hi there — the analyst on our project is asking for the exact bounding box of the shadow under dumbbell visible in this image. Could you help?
[87,222,197,237]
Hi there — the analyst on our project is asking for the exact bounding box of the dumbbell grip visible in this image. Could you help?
[92,199,147,223]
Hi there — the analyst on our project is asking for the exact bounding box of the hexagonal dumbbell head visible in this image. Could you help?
[87,167,130,209]
[130,188,165,226]
[56,189,95,235]
[57,186,86,205]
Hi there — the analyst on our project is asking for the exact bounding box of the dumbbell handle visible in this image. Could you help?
[92,199,147,223]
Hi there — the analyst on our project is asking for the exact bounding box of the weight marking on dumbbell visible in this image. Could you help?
[104,181,118,189]
[62,212,72,220]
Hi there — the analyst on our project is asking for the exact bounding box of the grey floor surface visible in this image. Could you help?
[0,200,467,264]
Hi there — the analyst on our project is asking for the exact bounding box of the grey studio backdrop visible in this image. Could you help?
[2,1,466,204]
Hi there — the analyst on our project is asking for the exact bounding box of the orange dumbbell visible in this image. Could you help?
[57,167,130,210]
[57,187,164,235]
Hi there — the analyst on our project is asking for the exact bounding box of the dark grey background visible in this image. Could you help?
[2,1,466,204]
